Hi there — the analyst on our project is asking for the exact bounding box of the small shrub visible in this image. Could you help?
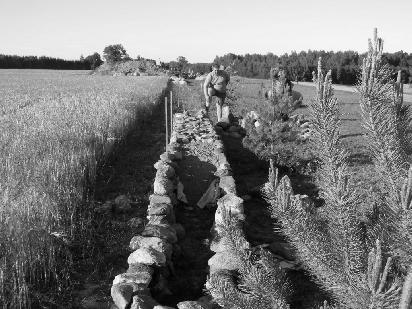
[241,67,313,169]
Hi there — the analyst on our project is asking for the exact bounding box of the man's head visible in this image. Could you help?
[211,63,219,73]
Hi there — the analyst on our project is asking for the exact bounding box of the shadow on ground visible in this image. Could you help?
[220,132,329,309]
[72,97,169,308]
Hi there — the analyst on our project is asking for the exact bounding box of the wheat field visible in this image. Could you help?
[0,70,168,308]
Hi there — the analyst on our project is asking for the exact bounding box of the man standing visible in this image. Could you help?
[203,64,230,122]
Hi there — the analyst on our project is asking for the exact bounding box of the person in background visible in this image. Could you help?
[203,63,230,121]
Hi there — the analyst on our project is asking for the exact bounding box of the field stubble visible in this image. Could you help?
[0,70,168,308]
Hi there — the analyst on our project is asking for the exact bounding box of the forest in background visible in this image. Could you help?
[0,53,102,70]
[212,50,412,85]
[2,49,412,86]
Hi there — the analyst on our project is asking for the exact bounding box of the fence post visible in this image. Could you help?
[165,97,168,148]
[170,91,173,133]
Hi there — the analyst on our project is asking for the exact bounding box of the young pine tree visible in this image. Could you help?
[264,52,404,308]
[242,66,304,167]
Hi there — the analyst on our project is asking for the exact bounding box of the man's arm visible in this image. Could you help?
[203,74,211,97]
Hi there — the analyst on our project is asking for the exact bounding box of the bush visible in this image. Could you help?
[241,67,313,169]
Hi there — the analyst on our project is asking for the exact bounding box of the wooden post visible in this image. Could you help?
[170,91,173,132]
[165,97,168,148]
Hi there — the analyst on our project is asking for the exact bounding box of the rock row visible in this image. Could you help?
[110,110,225,309]
[109,107,307,309]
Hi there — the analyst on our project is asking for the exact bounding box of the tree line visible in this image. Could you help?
[212,50,412,85]
[0,53,103,70]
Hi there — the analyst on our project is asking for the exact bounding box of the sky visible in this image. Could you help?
[0,0,411,63]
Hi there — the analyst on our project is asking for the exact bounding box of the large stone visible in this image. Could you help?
[153,177,174,195]
[160,152,175,162]
[208,251,240,273]
[177,301,209,309]
[147,214,170,225]
[113,272,152,287]
[217,152,228,166]
[111,284,133,309]
[217,194,244,214]
[214,140,224,149]
[167,141,181,151]
[214,206,245,228]
[219,176,236,194]
[141,224,178,243]
[129,236,173,258]
[127,263,153,276]
[127,247,166,266]
[154,159,178,169]
[218,162,231,172]
[114,195,132,212]
[147,203,173,217]
[155,164,175,179]
[149,194,172,205]
[130,294,158,309]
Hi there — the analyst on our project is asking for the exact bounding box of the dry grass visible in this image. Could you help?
[0,69,168,308]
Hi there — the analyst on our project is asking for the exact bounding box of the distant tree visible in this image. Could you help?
[103,44,128,64]
[84,52,103,70]
[177,56,188,72]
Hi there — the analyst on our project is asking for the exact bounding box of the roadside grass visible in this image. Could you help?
[0,70,168,308]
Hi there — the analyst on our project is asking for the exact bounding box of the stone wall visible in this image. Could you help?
[110,110,222,309]
[109,109,263,309]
